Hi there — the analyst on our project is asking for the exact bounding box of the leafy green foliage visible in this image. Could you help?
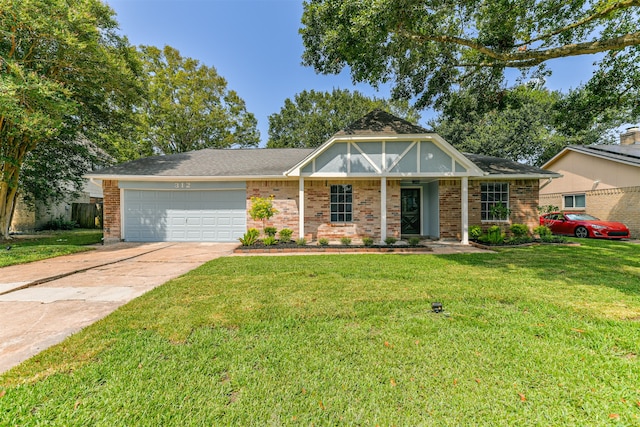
[510,224,530,238]
[267,89,420,148]
[0,0,142,238]
[137,45,260,154]
[238,228,260,246]
[469,225,483,240]
[301,0,640,111]
[540,234,568,243]
[20,136,114,213]
[408,237,421,246]
[318,238,329,246]
[534,225,552,237]
[432,84,570,165]
[340,237,352,246]
[263,227,278,237]
[489,202,511,222]
[262,236,277,246]
[248,197,278,230]
[295,237,307,246]
[481,225,506,245]
[40,216,78,231]
[384,237,397,245]
[538,205,560,215]
[362,236,374,246]
[278,228,293,242]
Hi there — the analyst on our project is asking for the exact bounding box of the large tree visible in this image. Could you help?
[19,136,114,214]
[267,89,421,148]
[138,45,260,154]
[0,0,142,238]
[432,82,567,166]
[301,0,640,109]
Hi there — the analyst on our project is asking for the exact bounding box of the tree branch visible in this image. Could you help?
[516,0,640,47]
[398,30,640,68]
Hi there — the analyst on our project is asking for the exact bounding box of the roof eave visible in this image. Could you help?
[471,173,562,180]
[85,174,290,181]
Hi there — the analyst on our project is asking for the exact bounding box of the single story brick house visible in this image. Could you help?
[88,110,559,244]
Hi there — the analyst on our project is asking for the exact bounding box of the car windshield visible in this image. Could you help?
[565,213,599,221]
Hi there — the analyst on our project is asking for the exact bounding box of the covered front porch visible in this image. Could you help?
[285,130,484,244]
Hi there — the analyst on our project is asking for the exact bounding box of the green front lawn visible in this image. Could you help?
[1,240,639,425]
[0,230,103,267]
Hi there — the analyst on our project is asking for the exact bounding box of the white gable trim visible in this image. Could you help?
[285,134,484,178]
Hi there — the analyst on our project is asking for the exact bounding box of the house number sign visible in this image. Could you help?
[174,182,191,189]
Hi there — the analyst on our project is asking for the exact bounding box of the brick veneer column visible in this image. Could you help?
[102,179,121,243]
[439,180,462,239]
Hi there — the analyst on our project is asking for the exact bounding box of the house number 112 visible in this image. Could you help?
[174,182,191,189]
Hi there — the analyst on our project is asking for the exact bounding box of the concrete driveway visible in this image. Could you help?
[0,242,237,374]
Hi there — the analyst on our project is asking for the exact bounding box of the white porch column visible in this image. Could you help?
[299,176,305,240]
[461,176,469,245]
[380,176,387,243]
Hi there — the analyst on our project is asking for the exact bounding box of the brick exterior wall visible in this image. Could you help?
[102,179,121,243]
[440,179,541,239]
[246,179,401,243]
[439,180,462,239]
[540,186,640,238]
[246,180,300,238]
[103,177,543,243]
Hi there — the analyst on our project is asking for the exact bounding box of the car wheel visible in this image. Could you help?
[575,226,589,238]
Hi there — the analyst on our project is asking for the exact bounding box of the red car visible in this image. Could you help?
[539,212,630,239]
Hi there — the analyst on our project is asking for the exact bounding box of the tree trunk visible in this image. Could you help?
[0,180,19,240]
[0,138,27,240]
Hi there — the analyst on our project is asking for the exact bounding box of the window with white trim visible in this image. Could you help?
[563,194,586,209]
[481,182,509,221]
[330,184,352,222]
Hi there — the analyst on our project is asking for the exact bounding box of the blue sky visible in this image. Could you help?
[106,0,601,146]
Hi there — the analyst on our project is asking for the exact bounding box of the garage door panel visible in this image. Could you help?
[124,189,246,242]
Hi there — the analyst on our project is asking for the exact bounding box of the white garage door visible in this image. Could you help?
[123,189,246,242]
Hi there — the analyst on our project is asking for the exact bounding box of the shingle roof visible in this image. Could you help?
[567,144,640,167]
[334,109,432,136]
[465,153,560,177]
[90,148,314,178]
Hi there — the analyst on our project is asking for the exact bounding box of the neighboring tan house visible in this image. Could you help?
[540,127,640,237]
[87,110,558,244]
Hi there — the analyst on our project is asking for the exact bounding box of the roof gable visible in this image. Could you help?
[543,144,640,169]
[286,110,483,178]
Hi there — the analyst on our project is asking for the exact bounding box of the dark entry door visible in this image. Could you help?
[401,188,421,235]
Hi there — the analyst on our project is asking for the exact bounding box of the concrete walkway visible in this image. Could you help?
[0,242,237,374]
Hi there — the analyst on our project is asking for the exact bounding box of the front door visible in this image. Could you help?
[401,188,421,235]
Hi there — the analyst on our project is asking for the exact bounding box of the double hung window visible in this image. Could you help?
[481,182,509,221]
[330,184,352,222]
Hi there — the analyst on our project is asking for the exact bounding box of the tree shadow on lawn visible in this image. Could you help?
[437,239,640,298]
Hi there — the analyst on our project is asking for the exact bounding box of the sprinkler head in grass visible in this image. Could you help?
[431,302,443,313]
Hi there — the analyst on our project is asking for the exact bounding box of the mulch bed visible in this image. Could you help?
[234,243,433,254]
